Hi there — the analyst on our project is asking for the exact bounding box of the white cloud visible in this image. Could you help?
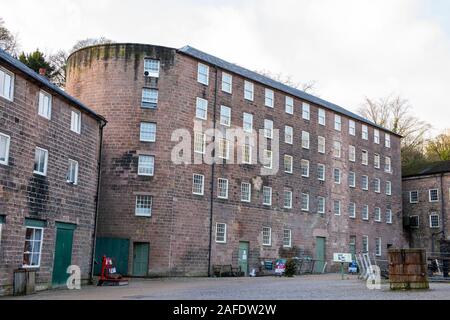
[2,0,450,132]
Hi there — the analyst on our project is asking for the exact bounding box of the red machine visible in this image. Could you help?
[97,256,129,286]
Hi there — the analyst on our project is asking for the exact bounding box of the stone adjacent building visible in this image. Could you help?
[402,161,450,253]
[0,48,106,295]
[66,43,408,277]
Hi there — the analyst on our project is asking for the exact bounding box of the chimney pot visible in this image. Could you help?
[39,68,46,76]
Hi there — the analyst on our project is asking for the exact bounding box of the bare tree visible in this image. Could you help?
[426,130,450,161]
[255,69,319,95]
[0,18,19,55]
[48,50,68,88]
[70,37,114,53]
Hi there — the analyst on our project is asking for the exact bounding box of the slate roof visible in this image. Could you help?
[0,48,106,123]
[403,160,450,178]
[178,45,400,137]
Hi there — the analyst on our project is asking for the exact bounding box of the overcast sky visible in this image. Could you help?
[2,0,450,133]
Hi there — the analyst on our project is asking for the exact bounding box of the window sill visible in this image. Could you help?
[135,214,152,218]
[33,171,47,177]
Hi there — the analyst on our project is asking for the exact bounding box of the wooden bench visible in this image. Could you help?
[213,265,242,277]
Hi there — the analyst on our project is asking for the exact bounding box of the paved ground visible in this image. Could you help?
[4,274,450,300]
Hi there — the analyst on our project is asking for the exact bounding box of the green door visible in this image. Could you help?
[94,237,130,275]
[133,243,149,277]
[349,236,357,261]
[314,237,326,273]
[238,242,249,276]
[52,223,75,286]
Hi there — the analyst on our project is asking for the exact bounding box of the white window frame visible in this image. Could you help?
[264,149,273,169]
[135,195,152,217]
[217,178,229,199]
[375,238,382,257]
[386,181,392,196]
[409,191,419,203]
[284,155,293,174]
[386,209,393,224]
[0,66,14,101]
[301,159,310,178]
[216,223,227,243]
[302,102,310,120]
[243,113,253,133]
[218,139,230,160]
[192,174,205,195]
[410,215,420,228]
[349,145,356,162]
[285,126,293,144]
[140,122,157,142]
[263,186,272,206]
[196,97,208,120]
[362,205,369,221]
[362,175,369,191]
[317,164,326,181]
[34,147,48,176]
[242,143,252,165]
[375,207,382,222]
[385,134,391,148]
[283,229,292,248]
[38,90,52,120]
[284,190,293,209]
[429,189,440,203]
[220,105,231,127]
[318,108,326,126]
[141,88,158,108]
[144,58,160,78]
[70,110,81,134]
[138,155,155,176]
[349,119,356,136]
[429,214,440,229]
[264,119,273,139]
[262,227,272,246]
[194,132,206,154]
[23,227,44,268]
[349,172,356,188]
[334,200,341,216]
[334,115,342,131]
[0,132,11,166]
[362,235,369,253]
[221,72,232,94]
[318,197,326,215]
[362,150,369,166]
[333,141,341,158]
[334,168,341,184]
[385,157,392,173]
[362,125,369,140]
[301,193,310,212]
[197,63,209,85]
[241,182,251,203]
[349,203,356,219]
[244,81,254,101]
[285,96,294,115]
[318,136,326,154]
[66,159,79,185]
[374,129,380,144]
[374,178,381,193]
[374,154,380,169]
[265,88,274,108]
[302,131,310,149]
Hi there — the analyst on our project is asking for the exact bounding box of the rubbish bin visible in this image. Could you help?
[13,269,36,296]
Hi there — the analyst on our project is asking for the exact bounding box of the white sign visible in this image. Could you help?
[333,253,353,263]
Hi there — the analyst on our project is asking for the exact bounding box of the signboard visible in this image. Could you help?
[274,259,287,275]
[333,253,353,263]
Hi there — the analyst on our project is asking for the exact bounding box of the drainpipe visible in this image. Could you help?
[207,66,219,277]
[440,174,446,240]
[90,119,107,283]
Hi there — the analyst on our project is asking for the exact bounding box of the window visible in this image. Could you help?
[66,159,78,185]
[349,145,356,162]
[362,175,369,191]
[285,97,294,114]
[284,155,293,174]
[262,227,272,246]
[196,97,208,120]
[334,168,341,184]
[241,182,251,202]
[218,139,230,160]
[194,132,206,154]
[302,102,310,120]
[264,119,273,139]
[333,141,341,158]
[386,181,392,196]
[410,191,419,203]
[0,67,14,101]
[141,88,158,108]
[349,203,356,219]
[385,134,391,148]
[222,72,232,93]
[284,189,293,209]
[374,154,380,169]
[318,197,326,215]
[216,223,227,243]
[430,214,440,228]
[362,125,368,140]
[138,155,155,176]
[264,150,273,169]
[386,209,393,224]
[38,90,52,119]
[192,174,205,195]
[144,58,160,77]
[301,160,310,178]
[362,236,369,253]
[301,193,309,211]
[349,120,356,136]
[334,200,341,216]
[410,216,420,228]
[71,110,81,134]
[242,142,252,164]
[375,238,382,256]
[318,136,326,154]
[362,205,369,221]
[220,105,231,126]
[243,113,253,133]
[197,63,209,85]
[317,164,326,181]
[302,131,310,149]
[34,147,48,176]
[375,207,381,222]
[0,133,10,165]
[283,229,292,248]
[263,187,272,206]
[334,115,342,131]
[362,150,368,165]
[318,108,326,126]
[374,129,380,144]
[374,179,381,193]
[429,189,439,202]
[135,195,152,217]
[265,89,274,108]
[244,81,254,101]
[385,157,392,173]
[285,126,293,144]
[23,227,43,268]
[140,122,156,142]
[218,178,229,199]
[348,172,356,188]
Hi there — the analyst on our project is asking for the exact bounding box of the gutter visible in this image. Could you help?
[207,66,219,277]
[90,119,107,283]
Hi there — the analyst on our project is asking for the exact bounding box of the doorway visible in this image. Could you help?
[238,242,249,276]
[314,237,326,273]
[132,242,149,277]
[52,223,76,286]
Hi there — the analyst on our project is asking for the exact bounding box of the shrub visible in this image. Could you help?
[284,259,296,277]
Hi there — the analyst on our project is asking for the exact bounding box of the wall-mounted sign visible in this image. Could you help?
[333,253,353,263]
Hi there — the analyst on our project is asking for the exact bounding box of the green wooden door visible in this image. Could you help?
[133,243,149,277]
[238,242,249,276]
[94,237,130,275]
[52,224,75,286]
[314,237,326,273]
